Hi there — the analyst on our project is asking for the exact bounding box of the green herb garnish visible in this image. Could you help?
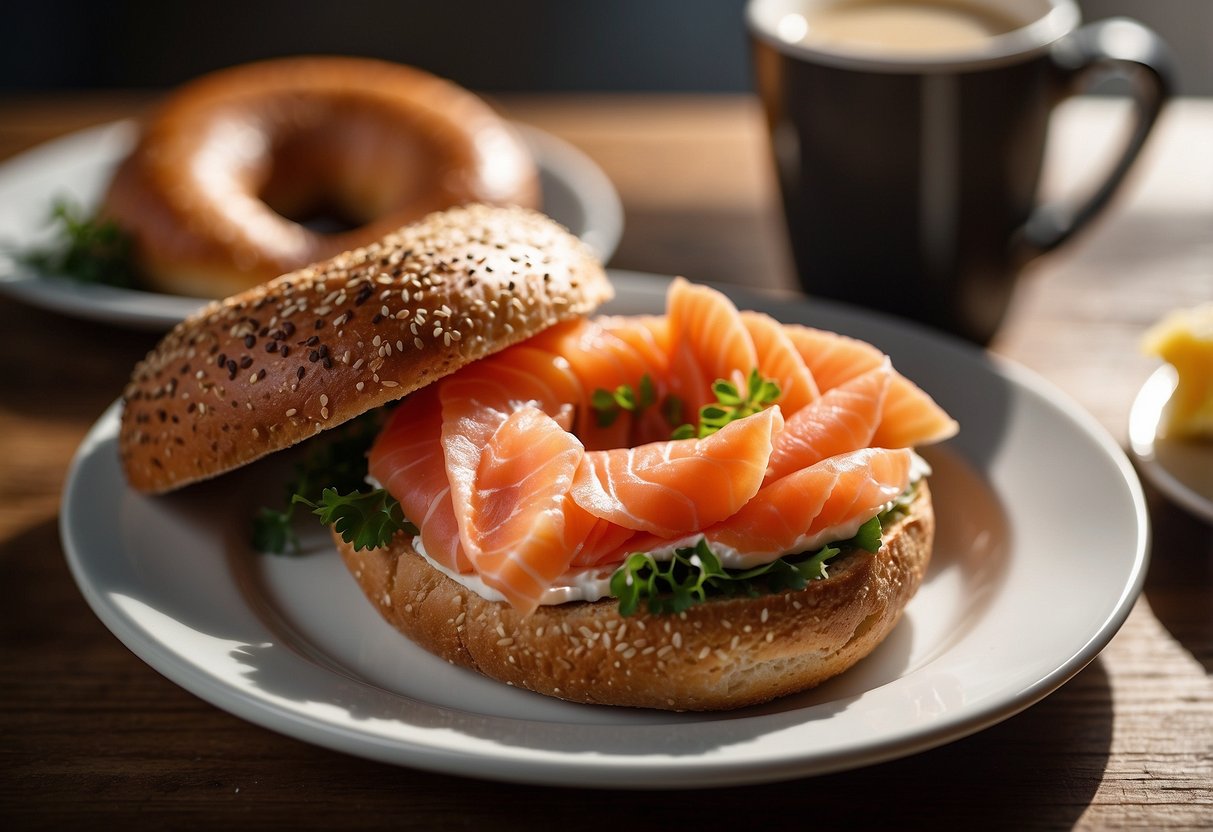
[15,199,140,288]
[252,412,388,554]
[293,488,417,552]
[590,374,657,428]
[672,368,782,440]
[608,515,885,617]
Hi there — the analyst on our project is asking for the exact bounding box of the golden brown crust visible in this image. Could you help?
[338,483,934,711]
[119,204,612,494]
[103,56,540,297]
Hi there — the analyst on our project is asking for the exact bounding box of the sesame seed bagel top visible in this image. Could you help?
[119,204,613,494]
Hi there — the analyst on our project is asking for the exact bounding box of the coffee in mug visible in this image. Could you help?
[748,0,1173,343]
[797,0,1024,54]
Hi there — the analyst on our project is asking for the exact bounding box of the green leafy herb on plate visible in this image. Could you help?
[608,514,885,617]
[15,199,140,289]
[671,368,781,440]
[251,412,391,554]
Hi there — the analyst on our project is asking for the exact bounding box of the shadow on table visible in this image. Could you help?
[338,658,1115,830]
[1142,485,1213,676]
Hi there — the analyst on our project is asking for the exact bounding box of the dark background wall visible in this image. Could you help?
[3,0,1209,94]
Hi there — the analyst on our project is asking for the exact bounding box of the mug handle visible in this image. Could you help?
[1019,18,1175,258]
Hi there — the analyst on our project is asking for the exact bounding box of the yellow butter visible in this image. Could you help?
[1143,303,1213,439]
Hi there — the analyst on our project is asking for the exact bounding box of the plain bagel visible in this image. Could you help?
[119,204,611,494]
[337,482,934,711]
[103,56,540,298]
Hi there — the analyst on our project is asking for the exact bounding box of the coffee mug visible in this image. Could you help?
[747,0,1173,343]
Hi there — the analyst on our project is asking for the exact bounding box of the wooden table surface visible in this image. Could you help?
[1,93,1210,830]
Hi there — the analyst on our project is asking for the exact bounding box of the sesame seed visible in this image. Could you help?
[355,382,364,391]
[382,380,399,388]
[765,632,775,642]
[496,637,514,647]
[697,647,710,660]
[319,394,328,406]
[320,407,329,420]
[672,633,683,648]
[414,337,424,350]
[285,408,297,417]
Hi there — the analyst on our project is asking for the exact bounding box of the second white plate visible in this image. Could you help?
[0,120,622,330]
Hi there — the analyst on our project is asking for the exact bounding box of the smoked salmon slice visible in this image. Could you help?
[464,407,587,614]
[704,447,912,566]
[870,375,958,448]
[786,324,958,448]
[765,361,891,484]
[440,346,584,560]
[741,310,819,415]
[570,406,783,537]
[667,278,759,418]
[369,387,471,573]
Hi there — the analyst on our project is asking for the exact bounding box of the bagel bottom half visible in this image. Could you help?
[336,483,934,711]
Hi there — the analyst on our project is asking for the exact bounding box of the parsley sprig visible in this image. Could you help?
[590,374,658,428]
[672,369,782,440]
[252,413,397,554]
[15,199,140,288]
[293,488,417,552]
[608,515,884,617]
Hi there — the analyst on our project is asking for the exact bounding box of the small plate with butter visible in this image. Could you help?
[1130,306,1213,524]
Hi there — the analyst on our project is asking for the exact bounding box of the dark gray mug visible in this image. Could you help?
[747,0,1173,343]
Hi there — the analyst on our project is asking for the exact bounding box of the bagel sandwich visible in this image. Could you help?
[119,204,952,711]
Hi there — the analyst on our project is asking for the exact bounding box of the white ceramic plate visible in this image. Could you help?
[61,272,1148,788]
[1129,365,1213,523]
[0,120,622,331]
